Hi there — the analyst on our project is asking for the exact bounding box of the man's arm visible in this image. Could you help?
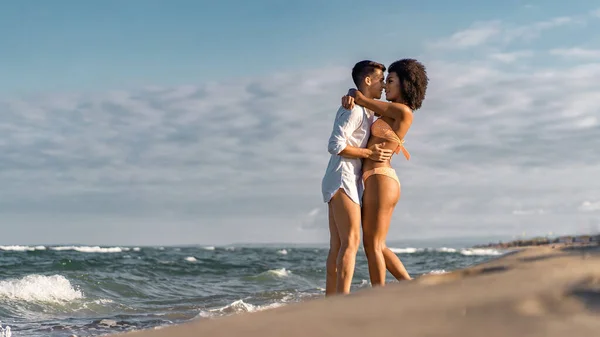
[327,107,360,155]
[327,107,392,161]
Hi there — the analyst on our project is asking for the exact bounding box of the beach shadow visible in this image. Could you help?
[519,254,561,263]
[567,276,600,313]
[569,289,600,312]
[475,265,511,275]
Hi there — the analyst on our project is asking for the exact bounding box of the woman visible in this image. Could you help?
[341,58,428,286]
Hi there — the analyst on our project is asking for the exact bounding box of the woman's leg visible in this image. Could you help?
[329,189,361,294]
[383,247,412,280]
[362,175,400,286]
[326,202,341,296]
[381,182,411,280]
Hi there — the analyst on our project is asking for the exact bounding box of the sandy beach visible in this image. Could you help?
[113,244,600,337]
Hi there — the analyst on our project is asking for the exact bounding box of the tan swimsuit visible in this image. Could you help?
[362,119,410,186]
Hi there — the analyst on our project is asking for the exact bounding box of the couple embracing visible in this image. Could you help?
[322,59,428,295]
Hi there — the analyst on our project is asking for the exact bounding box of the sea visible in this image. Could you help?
[0,241,508,337]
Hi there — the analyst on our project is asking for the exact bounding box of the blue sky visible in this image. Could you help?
[1,1,600,246]
[2,0,598,92]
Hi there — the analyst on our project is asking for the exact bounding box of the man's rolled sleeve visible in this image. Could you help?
[327,107,361,155]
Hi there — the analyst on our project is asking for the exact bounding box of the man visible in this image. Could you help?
[321,60,391,295]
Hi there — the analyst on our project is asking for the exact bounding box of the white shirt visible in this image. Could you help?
[321,105,374,205]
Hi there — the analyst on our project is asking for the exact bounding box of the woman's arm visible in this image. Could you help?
[349,89,413,121]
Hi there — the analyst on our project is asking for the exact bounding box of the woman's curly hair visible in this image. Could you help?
[388,59,428,110]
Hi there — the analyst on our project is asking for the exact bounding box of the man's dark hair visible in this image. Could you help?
[388,59,428,110]
[351,60,386,88]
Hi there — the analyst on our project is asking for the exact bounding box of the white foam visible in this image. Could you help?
[388,247,421,254]
[428,269,448,274]
[203,246,215,251]
[50,246,128,253]
[0,322,11,337]
[133,247,141,252]
[460,248,504,256]
[94,299,114,304]
[209,299,283,315]
[185,256,197,262]
[437,247,458,253]
[0,245,46,252]
[387,247,505,256]
[277,249,288,255]
[0,274,83,303]
[265,268,290,277]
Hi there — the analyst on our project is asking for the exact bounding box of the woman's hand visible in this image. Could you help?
[341,94,355,110]
[341,88,363,110]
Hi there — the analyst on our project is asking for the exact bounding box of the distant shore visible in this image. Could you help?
[473,234,600,249]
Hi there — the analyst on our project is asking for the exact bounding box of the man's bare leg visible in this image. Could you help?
[325,203,341,296]
[329,189,361,294]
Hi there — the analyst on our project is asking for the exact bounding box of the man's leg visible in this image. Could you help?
[329,188,361,294]
[325,202,340,296]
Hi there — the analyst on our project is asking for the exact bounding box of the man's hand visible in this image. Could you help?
[367,142,392,162]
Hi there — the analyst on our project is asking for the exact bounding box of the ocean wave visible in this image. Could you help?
[50,246,127,253]
[0,245,46,252]
[388,247,420,254]
[0,322,11,337]
[387,247,505,256]
[245,268,292,282]
[269,268,291,277]
[0,274,83,303]
[184,256,197,262]
[201,299,284,317]
[459,248,504,256]
[277,249,288,255]
[437,247,458,253]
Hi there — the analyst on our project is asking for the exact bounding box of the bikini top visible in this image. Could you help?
[371,119,410,160]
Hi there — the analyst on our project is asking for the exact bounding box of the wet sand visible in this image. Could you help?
[113,244,600,337]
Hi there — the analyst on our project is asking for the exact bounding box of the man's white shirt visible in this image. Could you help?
[321,105,374,205]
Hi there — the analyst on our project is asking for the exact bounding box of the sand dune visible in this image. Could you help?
[113,245,600,337]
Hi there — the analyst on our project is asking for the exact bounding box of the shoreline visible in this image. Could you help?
[473,234,600,249]
[112,243,600,337]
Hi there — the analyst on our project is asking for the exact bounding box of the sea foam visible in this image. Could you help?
[0,274,83,303]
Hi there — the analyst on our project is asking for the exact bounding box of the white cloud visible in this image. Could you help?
[512,209,545,215]
[429,21,502,49]
[550,48,600,59]
[430,15,581,50]
[579,201,600,212]
[3,52,600,245]
[489,50,534,63]
[3,10,600,245]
